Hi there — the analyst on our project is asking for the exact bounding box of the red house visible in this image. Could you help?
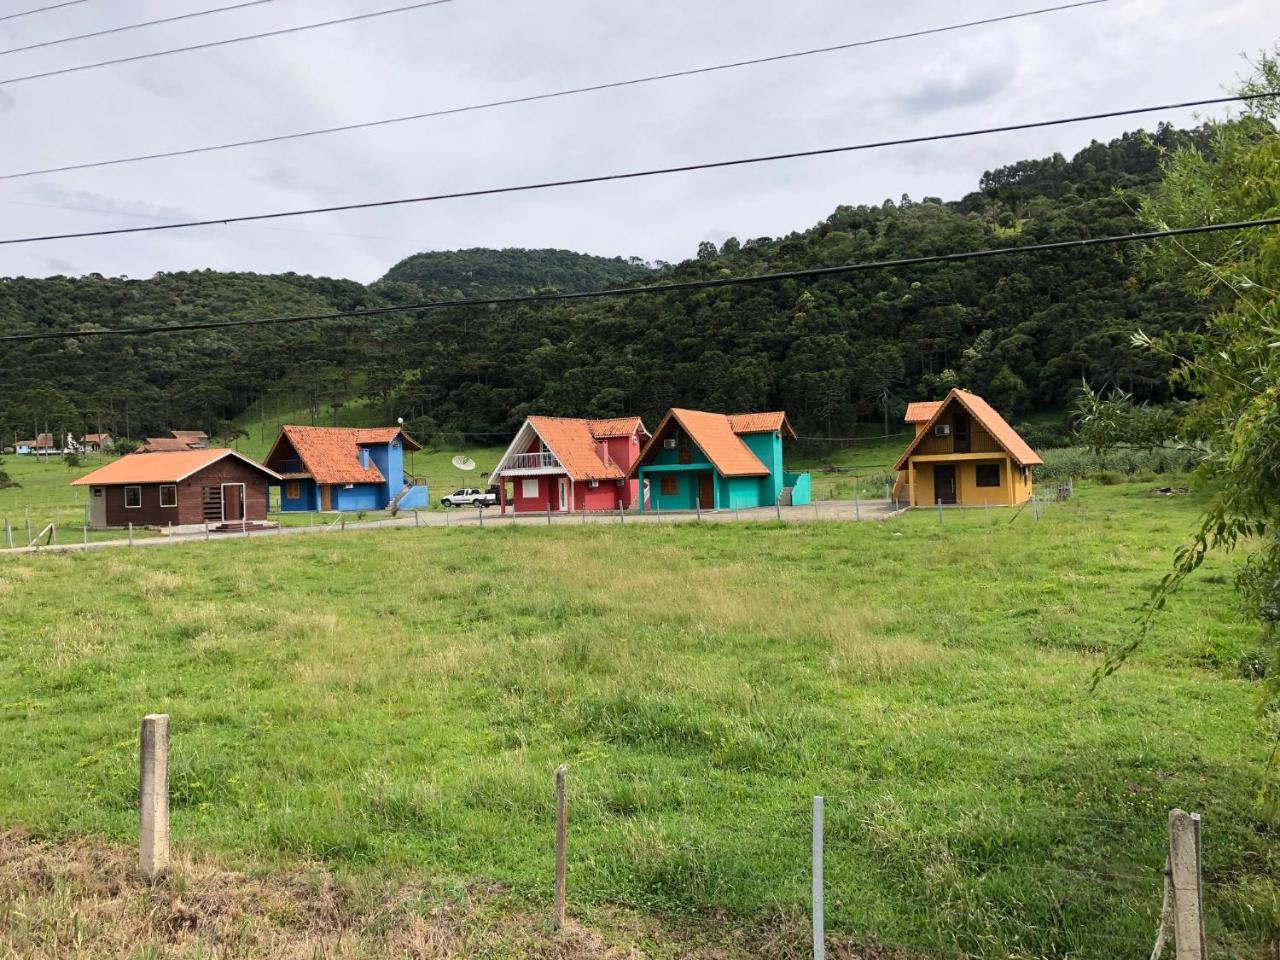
[491,416,650,514]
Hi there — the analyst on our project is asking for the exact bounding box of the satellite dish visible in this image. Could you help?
[451,455,476,471]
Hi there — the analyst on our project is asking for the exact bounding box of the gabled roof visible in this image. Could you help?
[894,389,1043,470]
[631,409,770,478]
[587,416,648,440]
[72,449,280,486]
[81,433,111,443]
[170,430,208,441]
[33,433,54,447]
[726,412,797,439]
[264,425,415,485]
[142,437,192,452]
[526,416,626,481]
[904,401,943,424]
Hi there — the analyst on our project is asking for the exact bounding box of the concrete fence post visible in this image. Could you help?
[479,507,484,528]
[618,503,624,524]
[26,508,33,543]
[414,509,419,528]
[340,514,346,532]
[554,764,569,931]
[4,518,11,549]
[82,524,88,546]
[696,498,701,521]
[204,521,210,542]
[775,501,781,521]
[885,481,891,502]
[128,522,134,546]
[1169,809,1205,960]
[813,796,825,960]
[139,714,170,883]
[936,498,943,524]
[854,492,860,522]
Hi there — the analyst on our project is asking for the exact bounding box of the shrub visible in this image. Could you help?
[1238,649,1269,681]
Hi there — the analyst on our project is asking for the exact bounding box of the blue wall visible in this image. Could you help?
[280,478,320,512]
[331,483,382,511]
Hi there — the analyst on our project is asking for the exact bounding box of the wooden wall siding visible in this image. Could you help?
[100,458,270,527]
[914,417,1002,456]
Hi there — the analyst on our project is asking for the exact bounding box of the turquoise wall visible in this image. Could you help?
[637,425,794,511]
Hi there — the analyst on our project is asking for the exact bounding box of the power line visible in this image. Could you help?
[0,0,88,23]
[0,0,454,87]
[1,92,1270,246]
[0,0,1113,182]
[3,217,1276,343]
[0,0,282,59]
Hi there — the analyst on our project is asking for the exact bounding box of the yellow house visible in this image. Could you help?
[892,388,1042,507]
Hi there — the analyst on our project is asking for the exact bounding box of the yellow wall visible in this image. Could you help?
[905,455,1034,507]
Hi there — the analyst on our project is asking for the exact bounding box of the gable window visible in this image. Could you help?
[975,463,1001,487]
[159,484,178,508]
[286,481,301,499]
[660,476,678,496]
[125,486,142,508]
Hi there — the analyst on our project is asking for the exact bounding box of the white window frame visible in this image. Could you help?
[159,484,178,508]
[124,485,142,509]
[521,478,539,498]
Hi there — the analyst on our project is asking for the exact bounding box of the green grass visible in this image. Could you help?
[0,482,1275,957]
[0,455,160,545]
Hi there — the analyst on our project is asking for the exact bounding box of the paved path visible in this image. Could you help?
[2,498,904,557]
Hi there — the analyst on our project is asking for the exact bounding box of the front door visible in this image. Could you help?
[699,473,714,510]
[320,484,331,511]
[222,483,245,521]
[558,477,570,512]
[934,465,957,505]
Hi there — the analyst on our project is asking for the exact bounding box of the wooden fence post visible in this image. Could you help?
[554,764,569,930]
[1169,809,1205,960]
[696,498,701,521]
[26,507,33,543]
[618,503,624,524]
[204,521,210,542]
[414,509,419,528]
[813,795,825,960]
[340,514,346,532]
[139,714,170,882]
[884,482,890,502]
[775,501,781,521]
[479,506,484,528]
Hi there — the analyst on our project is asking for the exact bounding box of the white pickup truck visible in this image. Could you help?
[440,486,499,508]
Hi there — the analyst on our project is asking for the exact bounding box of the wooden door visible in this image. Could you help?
[320,484,331,511]
[222,483,245,521]
[933,465,957,504]
[699,474,714,510]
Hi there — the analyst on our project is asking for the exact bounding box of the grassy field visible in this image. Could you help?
[0,454,161,545]
[0,481,1276,957]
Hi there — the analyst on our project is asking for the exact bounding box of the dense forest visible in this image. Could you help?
[0,122,1218,446]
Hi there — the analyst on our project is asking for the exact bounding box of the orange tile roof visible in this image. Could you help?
[727,411,796,438]
[587,416,647,440]
[632,409,768,478]
[142,437,194,452]
[72,449,279,485]
[904,401,943,423]
[81,433,111,443]
[894,389,1043,469]
[170,430,208,441]
[265,425,420,485]
[527,416,626,481]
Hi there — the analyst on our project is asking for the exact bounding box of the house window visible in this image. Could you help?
[660,476,678,496]
[125,486,142,508]
[522,478,539,498]
[159,484,177,508]
[286,481,301,499]
[975,463,1001,487]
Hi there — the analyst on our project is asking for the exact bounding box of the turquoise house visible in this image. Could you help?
[629,409,810,511]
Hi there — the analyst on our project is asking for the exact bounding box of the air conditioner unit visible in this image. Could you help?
[934,424,952,437]
[589,480,599,488]
[663,438,678,449]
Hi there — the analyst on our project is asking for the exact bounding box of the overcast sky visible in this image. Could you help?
[0,0,1272,283]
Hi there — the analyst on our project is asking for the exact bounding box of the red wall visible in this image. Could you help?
[504,429,644,512]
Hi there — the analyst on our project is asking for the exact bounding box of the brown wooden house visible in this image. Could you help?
[72,449,280,529]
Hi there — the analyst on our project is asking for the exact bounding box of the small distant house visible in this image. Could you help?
[263,425,428,512]
[490,416,650,513]
[628,409,809,511]
[892,388,1042,507]
[171,430,209,449]
[72,449,280,529]
[81,433,114,452]
[31,432,58,455]
[142,437,195,453]
[14,439,33,455]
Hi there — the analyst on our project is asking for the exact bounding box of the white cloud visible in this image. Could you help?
[0,0,1272,281]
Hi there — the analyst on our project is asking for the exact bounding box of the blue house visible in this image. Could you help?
[629,409,810,511]
[263,425,429,513]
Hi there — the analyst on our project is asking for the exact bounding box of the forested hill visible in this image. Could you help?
[381,247,656,295]
[0,122,1219,446]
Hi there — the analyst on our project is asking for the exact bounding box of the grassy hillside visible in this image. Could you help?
[0,483,1275,957]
